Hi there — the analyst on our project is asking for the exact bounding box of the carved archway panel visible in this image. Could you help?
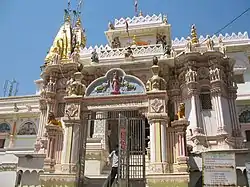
[85,68,146,97]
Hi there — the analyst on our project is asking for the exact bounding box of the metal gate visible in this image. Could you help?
[118,113,146,187]
[77,110,146,187]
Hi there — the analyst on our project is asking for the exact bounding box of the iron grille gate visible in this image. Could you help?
[118,113,146,187]
[77,111,146,187]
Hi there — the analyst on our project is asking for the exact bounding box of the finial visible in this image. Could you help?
[139,10,143,17]
[64,9,71,22]
[132,35,137,45]
[191,24,199,44]
[75,17,81,27]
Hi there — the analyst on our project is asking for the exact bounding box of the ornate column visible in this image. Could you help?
[146,56,169,173]
[44,124,62,173]
[209,63,228,135]
[171,119,189,172]
[185,64,202,134]
[61,70,87,174]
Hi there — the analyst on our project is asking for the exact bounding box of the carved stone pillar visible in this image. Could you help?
[44,124,62,173]
[147,91,169,173]
[171,119,189,172]
[61,100,82,173]
[185,67,203,134]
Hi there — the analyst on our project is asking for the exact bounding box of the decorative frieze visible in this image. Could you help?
[0,163,17,172]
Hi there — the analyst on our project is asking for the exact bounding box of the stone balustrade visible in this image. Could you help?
[80,44,164,61]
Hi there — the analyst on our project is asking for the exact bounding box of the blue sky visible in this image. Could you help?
[0,0,249,96]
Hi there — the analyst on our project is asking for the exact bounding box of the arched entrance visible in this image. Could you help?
[80,68,148,187]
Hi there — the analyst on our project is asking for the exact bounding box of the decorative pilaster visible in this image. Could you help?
[171,119,189,172]
[146,56,169,173]
[44,124,62,173]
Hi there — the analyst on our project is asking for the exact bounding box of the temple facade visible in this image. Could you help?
[0,11,250,187]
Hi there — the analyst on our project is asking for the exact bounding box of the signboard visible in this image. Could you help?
[245,162,250,185]
[203,152,237,186]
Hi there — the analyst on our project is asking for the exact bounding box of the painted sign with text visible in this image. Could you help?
[203,152,237,186]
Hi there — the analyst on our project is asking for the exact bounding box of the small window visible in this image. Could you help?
[246,130,250,142]
[0,139,5,148]
[200,88,212,110]
[234,74,244,84]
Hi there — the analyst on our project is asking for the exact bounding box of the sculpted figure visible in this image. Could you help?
[111,37,121,48]
[66,77,74,95]
[185,38,192,52]
[219,37,226,54]
[108,22,115,30]
[47,112,62,127]
[71,46,80,63]
[51,47,60,65]
[177,103,185,120]
[206,36,214,51]
[67,73,86,96]
[124,47,133,58]
[111,71,122,94]
[91,49,99,63]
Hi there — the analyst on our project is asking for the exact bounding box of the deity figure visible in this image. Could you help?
[177,103,185,120]
[91,49,99,63]
[108,22,115,30]
[124,47,133,58]
[206,36,214,51]
[67,72,86,96]
[51,47,60,65]
[219,37,226,54]
[111,37,121,48]
[156,33,167,49]
[185,67,197,83]
[164,44,171,56]
[47,77,56,92]
[47,112,62,127]
[71,46,80,63]
[66,77,74,95]
[185,38,192,52]
[111,71,122,94]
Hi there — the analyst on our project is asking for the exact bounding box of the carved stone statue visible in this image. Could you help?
[206,36,214,51]
[124,47,133,58]
[111,37,121,48]
[219,37,226,54]
[185,38,192,52]
[67,72,86,96]
[51,47,60,65]
[47,77,56,92]
[108,22,115,30]
[71,46,80,63]
[162,15,168,24]
[47,112,62,127]
[66,77,74,95]
[177,103,185,120]
[91,49,99,63]
[185,67,197,83]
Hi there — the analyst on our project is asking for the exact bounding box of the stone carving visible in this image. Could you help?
[197,67,209,80]
[177,103,185,119]
[206,35,214,51]
[209,67,221,81]
[219,37,226,54]
[108,21,115,30]
[162,15,168,24]
[151,98,163,113]
[185,67,197,83]
[26,104,32,112]
[47,77,56,92]
[47,112,62,127]
[71,46,80,63]
[65,104,79,118]
[17,121,37,135]
[86,68,143,96]
[124,47,133,58]
[185,38,192,52]
[13,103,19,112]
[91,49,99,63]
[67,72,86,96]
[156,33,167,50]
[111,37,121,48]
[146,56,166,91]
[51,47,60,65]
